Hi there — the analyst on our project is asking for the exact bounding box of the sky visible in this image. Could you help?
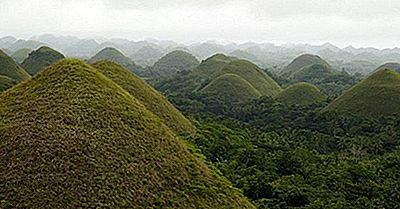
[1,0,400,48]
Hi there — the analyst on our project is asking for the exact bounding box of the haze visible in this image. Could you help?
[1,0,400,48]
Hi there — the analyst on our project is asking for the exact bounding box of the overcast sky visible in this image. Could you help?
[1,0,400,48]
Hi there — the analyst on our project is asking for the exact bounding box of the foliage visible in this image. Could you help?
[21,46,65,75]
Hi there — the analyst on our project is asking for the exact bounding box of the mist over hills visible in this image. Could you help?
[2,34,400,75]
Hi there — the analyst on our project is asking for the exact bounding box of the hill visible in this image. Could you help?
[89,47,143,75]
[201,73,262,103]
[0,59,255,208]
[282,54,331,76]
[11,48,33,63]
[152,50,199,77]
[373,62,400,73]
[21,46,65,75]
[292,63,334,82]
[92,60,195,134]
[131,46,163,66]
[0,75,17,91]
[276,82,326,105]
[0,49,30,82]
[323,69,400,118]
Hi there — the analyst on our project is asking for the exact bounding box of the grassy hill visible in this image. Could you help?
[282,54,331,76]
[21,46,65,75]
[373,62,400,73]
[292,63,334,82]
[89,47,143,75]
[0,49,30,82]
[0,59,255,208]
[0,75,17,91]
[152,50,199,77]
[323,69,400,118]
[11,48,33,64]
[92,60,195,134]
[276,82,326,105]
[201,73,262,104]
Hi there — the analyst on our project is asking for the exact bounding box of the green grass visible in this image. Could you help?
[89,47,143,74]
[21,46,65,75]
[152,50,199,77]
[292,63,334,82]
[0,59,255,208]
[11,48,33,64]
[276,82,326,105]
[92,60,195,134]
[201,73,262,104]
[323,69,400,118]
[282,54,331,76]
[0,49,30,82]
[0,75,17,92]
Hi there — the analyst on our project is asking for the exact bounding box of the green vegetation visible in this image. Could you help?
[0,59,255,209]
[0,75,17,91]
[324,69,400,118]
[201,73,262,104]
[89,47,143,75]
[282,54,331,76]
[92,60,195,134]
[276,82,326,105]
[0,49,30,82]
[21,46,65,75]
[11,48,33,63]
[152,50,199,77]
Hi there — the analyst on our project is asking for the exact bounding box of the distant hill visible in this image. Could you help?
[21,46,65,75]
[11,48,33,63]
[0,49,30,83]
[201,73,262,104]
[0,59,255,208]
[7,39,44,52]
[131,46,163,66]
[157,54,281,104]
[373,62,400,73]
[282,54,331,77]
[323,69,400,118]
[292,63,334,82]
[152,50,199,77]
[89,47,143,75]
[92,60,195,134]
[276,82,326,105]
[0,75,17,91]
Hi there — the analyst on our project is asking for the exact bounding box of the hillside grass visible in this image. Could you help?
[0,49,30,81]
[0,59,255,208]
[201,73,262,104]
[21,46,65,75]
[282,54,331,76]
[276,82,326,105]
[152,50,199,77]
[11,48,32,64]
[323,69,400,118]
[0,75,17,92]
[92,60,195,134]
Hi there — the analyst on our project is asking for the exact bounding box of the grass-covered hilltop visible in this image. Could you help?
[152,50,199,77]
[324,68,400,118]
[91,60,195,134]
[10,48,33,64]
[373,62,400,73]
[281,54,331,77]
[156,53,281,104]
[21,46,65,75]
[276,82,326,105]
[89,47,144,75]
[0,49,30,91]
[0,59,255,208]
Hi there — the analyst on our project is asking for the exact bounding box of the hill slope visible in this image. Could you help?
[21,46,65,75]
[152,50,199,77]
[201,73,262,103]
[0,75,17,91]
[282,54,331,76]
[373,62,400,73]
[0,59,254,208]
[92,60,195,134]
[276,82,326,105]
[11,48,33,64]
[324,69,400,118]
[0,49,30,82]
[89,47,143,74]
